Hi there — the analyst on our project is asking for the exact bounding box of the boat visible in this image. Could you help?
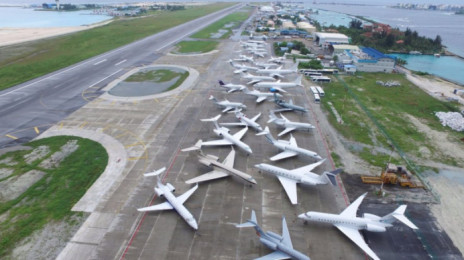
[434,53,441,58]
[409,51,422,55]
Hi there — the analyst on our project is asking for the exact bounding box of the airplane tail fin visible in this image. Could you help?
[181,140,203,152]
[322,168,342,186]
[209,95,218,102]
[218,80,225,86]
[381,205,418,229]
[235,210,265,236]
[256,126,275,144]
[267,111,277,123]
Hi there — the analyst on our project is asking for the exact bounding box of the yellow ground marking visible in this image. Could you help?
[110,101,116,106]
[5,134,18,140]
[115,132,129,139]
[58,123,64,129]
[125,141,145,148]
[34,127,40,134]
[100,125,111,133]
[128,155,148,161]
[154,98,159,103]
[132,101,138,105]
[79,122,88,128]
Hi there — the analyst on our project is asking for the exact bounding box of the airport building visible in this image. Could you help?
[346,47,396,73]
[331,44,360,55]
[296,22,316,33]
[314,32,350,48]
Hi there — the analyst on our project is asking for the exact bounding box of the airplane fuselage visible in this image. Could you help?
[256,163,322,185]
[243,74,276,81]
[277,121,314,130]
[215,129,252,154]
[218,101,245,110]
[299,212,392,232]
[275,141,322,160]
[206,160,257,184]
[260,232,310,260]
[257,68,296,75]
[158,184,198,230]
[255,81,300,88]
[238,116,262,132]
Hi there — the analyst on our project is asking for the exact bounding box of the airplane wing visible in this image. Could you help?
[270,151,298,161]
[255,251,291,260]
[340,192,367,217]
[227,89,237,93]
[281,216,294,248]
[232,127,248,140]
[256,96,267,103]
[222,106,234,113]
[291,159,325,175]
[278,127,296,137]
[277,176,298,204]
[335,225,380,260]
[176,184,199,204]
[222,149,235,168]
[201,139,234,146]
[247,79,260,85]
[138,201,174,212]
[185,170,229,184]
[289,135,297,147]
[234,69,246,74]
[220,122,246,127]
[250,113,261,122]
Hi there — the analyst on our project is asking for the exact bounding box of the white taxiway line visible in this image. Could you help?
[87,69,122,89]
[115,60,127,66]
[93,59,107,65]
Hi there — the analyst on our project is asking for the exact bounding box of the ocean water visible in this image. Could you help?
[305,3,464,58]
[0,7,110,27]
[392,54,464,85]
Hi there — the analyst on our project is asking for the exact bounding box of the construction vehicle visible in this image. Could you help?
[361,163,424,188]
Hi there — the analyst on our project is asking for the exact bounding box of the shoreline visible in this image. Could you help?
[0,19,113,47]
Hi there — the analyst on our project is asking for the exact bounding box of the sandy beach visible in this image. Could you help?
[0,20,112,47]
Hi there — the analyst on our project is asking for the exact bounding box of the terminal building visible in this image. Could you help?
[343,47,396,73]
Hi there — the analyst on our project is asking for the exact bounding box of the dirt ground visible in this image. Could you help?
[318,70,464,255]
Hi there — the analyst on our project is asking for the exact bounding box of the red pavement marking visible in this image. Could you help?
[119,148,181,260]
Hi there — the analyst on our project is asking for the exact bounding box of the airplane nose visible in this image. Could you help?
[298,213,306,219]
[190,220,198,230]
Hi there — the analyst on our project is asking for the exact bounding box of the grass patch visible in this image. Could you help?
[331,152,343,168]
[124,69,189,92]
[321,72,461,164]
[0,3,233,91]
[0,136,108,257]
[191,10,251,39]
[175,41,219,53]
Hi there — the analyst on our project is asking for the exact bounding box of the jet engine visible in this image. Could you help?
[260,238,277,251]
[166,183,175,193]
[365,224,386,232]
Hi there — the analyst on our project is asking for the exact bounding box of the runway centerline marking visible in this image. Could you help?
[115,60,127,66]
[93,59,107,65]
[34,127,40,134]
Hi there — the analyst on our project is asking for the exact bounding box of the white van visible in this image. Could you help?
[310,86,318,95]
[314,93,321,103]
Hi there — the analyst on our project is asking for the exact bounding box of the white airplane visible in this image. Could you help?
[298,193,419,260]
[233,54,254,63]
[182,115,252,154]
[253,61,279,69]
[240,72,276,85]
[243,88,283,103]
[268,111,315,136]
[218,80,246,93]
[209,95,246,113]
[257,126,323,161]
[185,148,257,185]
[220,109,262,131]
[236,210,310,260]
[268,56,285,64]
[254,75,303,93]
[138,167,199,230]
[228,60,259,74]
[250,50,267,58]
[255,160,341,204]
[256,63,298,78]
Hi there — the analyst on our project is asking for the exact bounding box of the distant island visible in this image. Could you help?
[392,3,464,14]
